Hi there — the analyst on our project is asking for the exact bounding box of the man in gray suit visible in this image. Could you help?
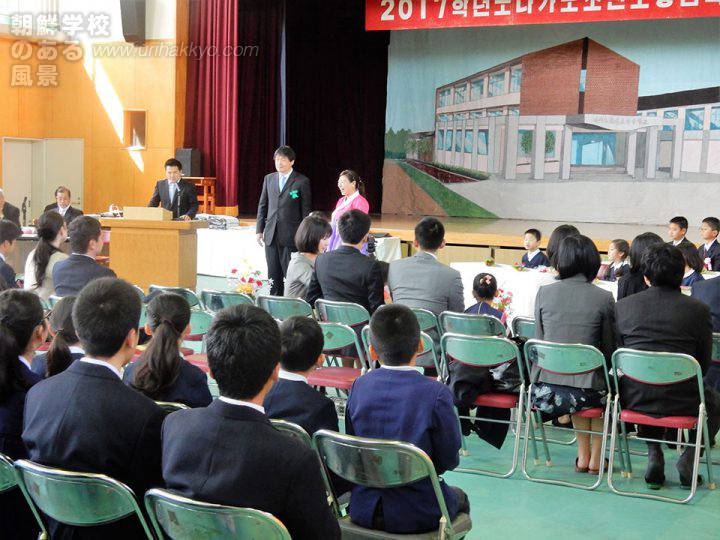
[388,217,464,315]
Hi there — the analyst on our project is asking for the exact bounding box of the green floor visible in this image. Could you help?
[194,275,719,540]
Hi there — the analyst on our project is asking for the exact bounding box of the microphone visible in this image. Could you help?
[21,197,27,226]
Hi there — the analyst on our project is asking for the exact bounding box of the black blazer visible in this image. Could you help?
[305,246,384,314]
[0,258,17,289]
[23,361,167,540]
[52,254,116,297]
[256,170,312,247]
[148,179,199,219]
[616,270,647,301]
[2,202,21,228]
[691,277,720,332]
[698,241,720,272]
[263,378,338,435]
[666,237,695,248]
[615,286,712,416]
[161,400,340,540]
[43,203,83,226]
[123,359,212,408]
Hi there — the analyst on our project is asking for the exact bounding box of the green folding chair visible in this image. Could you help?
[155,401,190,412]
[313,430,473,540]
[148,285,204,310]
[441,333,526,478]
[511,316,535,340]
[521,339,613,490]
[185,311,215,352]
[144,488,291,540]
[438,311,505,337]
[14,460,153,538]
[315,299,370,328]
[200,290,254,314]
[256,295,313,320]
[411,308,441,335]
[608,348,715,503]
[0,454,47,538]
[270,419,312,447]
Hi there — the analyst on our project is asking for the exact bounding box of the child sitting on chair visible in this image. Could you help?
[602,239,629,282]
[465,273,506,325]
[522,229,551,268]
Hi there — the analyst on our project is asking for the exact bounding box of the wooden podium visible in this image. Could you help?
[99,218,209,290]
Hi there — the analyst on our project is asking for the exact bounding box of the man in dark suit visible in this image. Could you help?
[52,216,116,296]
[256,146,312,296]
[23,278,167,539]
[615,244,720,488]
[666,216,694,248]
[44,186,84,226]
[148,158,199,220]
[345,304,468,534]
[0,219,22,288]
[0,189,21,228]
[697,217,720,271]
[161,305,340,540]
[306,209,384,314]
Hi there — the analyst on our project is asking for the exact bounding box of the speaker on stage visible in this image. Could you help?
[176,149,202,177]
[119,0,146,45]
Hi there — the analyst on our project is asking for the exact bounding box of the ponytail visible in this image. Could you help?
[44,296,78,377]
[33,212,65,288]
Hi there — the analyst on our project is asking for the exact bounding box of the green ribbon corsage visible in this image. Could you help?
[289,189,299,199]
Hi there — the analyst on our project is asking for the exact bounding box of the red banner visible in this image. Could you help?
[366,0,720,30]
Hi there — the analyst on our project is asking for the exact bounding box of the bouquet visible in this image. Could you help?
[227,260,267,295]
[492,288,513,314]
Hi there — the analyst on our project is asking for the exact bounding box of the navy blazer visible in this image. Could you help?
[43,203,83,226]
[682,271,704,288]
[345,368,462,534]
[692,277,720,332]
[698,241,720,271]
[522,251,550,269]
[147,179,199,219]
[162,400,340,540]
[52,254,116,297]
[256,170,312,247]
[31,351,84,378]
[264,377,338,435]
[123,359,212,408]
[0,258,17,289]
[23,361,166,539]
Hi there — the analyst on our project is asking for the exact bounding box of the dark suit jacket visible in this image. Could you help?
[123,360,212,408]
[263,377,338,435]
[31,351,84,378]
[698,240,720,271]
[23,361,166,539]
[615,286,712,416]
[43,204,83,226]
[666,237,695,248]
[692,277,720,331]
[522,251,551,269]
[1,202,21,228]
[0,362,41,459]
[617,270,648,301]
[161,400,340,540]
[256,170,311,247]
[148,179,199,219]
[0,257,18,289]
[52,254,116,296]
[346,368,462,534]
[305,246,384,314]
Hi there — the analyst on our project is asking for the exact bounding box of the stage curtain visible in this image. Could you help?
[285,0,389,214]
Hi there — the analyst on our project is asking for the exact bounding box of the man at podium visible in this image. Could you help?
[148,158,199,221]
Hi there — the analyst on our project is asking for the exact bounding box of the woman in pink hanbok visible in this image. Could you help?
[327,169,370,252]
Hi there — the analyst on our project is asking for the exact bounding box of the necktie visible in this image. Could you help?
[279,174,287,192]
[169,182,177,203]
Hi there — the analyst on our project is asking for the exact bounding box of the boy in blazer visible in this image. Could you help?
[0,219,21,288]
[697,217,720,271]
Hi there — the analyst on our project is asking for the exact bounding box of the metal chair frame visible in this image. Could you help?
[200,289,254,314]
[438,311,505,337]
[255,295,313,320]
[155,401,190,412]
[148,285,204,310]
[0,454,48,538]
[510,316,535,340]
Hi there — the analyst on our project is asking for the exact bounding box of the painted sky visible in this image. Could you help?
[386,17,720,132]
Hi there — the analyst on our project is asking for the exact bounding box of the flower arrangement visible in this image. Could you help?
[512,262,525,271]
[492,288,513,314]
[485,258,495,266]
[227,260,267,295]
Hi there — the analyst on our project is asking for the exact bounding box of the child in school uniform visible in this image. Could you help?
[698,217,720,271]
[465,273,506,325]
[521,228,551,268]
[678,243,705,288]
[602,239,630,282]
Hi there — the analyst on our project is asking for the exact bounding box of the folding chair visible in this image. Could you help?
[148,285,204,310]
[521,339,613,490]
[155,401,190,412]
[313,430,472,540]
[186,310,214,352]
[145,488,291,540]
[438,311,505,337]
[0,454,47,538]
[200,289,254,314]
[441,333,525,478]
[315,299,370,328]
[256,295,313,320]
[511,316,535,340]
[608,349,716,503]
[270,419,312,447]
[14,460,153,538]
[360,326,442,379]
[411,308,441,335]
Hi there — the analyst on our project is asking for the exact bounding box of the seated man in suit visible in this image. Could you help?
[387,216,464,315]
[44,186,83,226]
[23,278,167,539]
[0,189,21,228]
[615,244,720,488]
[0,219,22,288]
[147,158,199,221]
[52,216,116,296]
[345,304,468,534]
[305,209,384,314]
[161,305,340,540]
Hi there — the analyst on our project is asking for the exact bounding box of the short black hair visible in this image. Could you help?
[628,232,664,273]
[338,209,371,244]
[677,242,704,273]
[415,217,445,251]
[206,305,279,400]
[369,304,420,366]
[294,215,331,253]
[642,244,684,288]
[524,229,541,242]
[702,217,720,232]
[165,158,183,170]
[0,220,21,245]
[68,216,102,253]
[72,278,141,358]
[669,216,688,231]
[472,272,498,300]
[546,224,580,268]
[279,316,323,372]
[557,234,601,282]
[274,145,296,162]
[54,186,71,197]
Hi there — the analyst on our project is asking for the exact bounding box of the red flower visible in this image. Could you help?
[256,281,263,287]
[230,268,238,274]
